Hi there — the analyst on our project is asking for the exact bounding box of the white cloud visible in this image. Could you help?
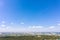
[29,26,43,29]
[0,25,60,32]
[0,27,26,32]
[48,26,55,29]
[1,24,6,27]
[11,22,14,24]
[57,23,60,26]
[28,25,60,32]
[6,26,11,29]
[20,22,24,24]
[1,21,5,23]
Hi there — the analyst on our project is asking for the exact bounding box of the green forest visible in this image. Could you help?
[0,35,60,40]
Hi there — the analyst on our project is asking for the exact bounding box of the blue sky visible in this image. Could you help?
[0,0,60,32]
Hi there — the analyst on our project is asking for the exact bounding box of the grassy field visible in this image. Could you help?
[0,35,60,40]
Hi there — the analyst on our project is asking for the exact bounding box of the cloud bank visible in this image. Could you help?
[0,25,60,32]
[0,21,60,32]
